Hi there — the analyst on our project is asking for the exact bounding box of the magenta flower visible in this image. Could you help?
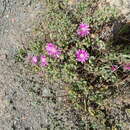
[123,63,130,70]
[26,55,32,62]
[111,65,118,71]
[31,56,38,64]
[46,43,61,58]
[40,55,48,66]
[76,49,90,63]
[77,23,90,37]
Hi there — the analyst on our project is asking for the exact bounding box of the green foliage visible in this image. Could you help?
[15,48,27,62]
[17,0,130,129]
[30,40,43,55]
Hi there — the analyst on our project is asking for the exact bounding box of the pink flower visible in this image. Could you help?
[26,55,32,62]
[46,43,61,58]
[31,56,38,64]
[40,55,48,66]
[76,49,90,63]
[111,65,118,71]
[77,23,90,37]
[123,63,130,70]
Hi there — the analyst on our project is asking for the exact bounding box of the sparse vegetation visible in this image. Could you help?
[16,0,130,129]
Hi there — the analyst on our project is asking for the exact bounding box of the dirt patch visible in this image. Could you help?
[0,0,49,129]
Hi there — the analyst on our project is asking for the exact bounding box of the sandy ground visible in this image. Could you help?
[0,0,49,129]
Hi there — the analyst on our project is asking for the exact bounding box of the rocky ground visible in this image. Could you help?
[0,0,130,130]
[0,0,49,129]
[106,0,130,21]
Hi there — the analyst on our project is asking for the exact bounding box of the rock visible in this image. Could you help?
[106,0,130,22]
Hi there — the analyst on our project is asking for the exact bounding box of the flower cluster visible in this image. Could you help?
[31,43,61,66]
[31,55,48,66]
[29,23,129,72]
[29,23,91,66]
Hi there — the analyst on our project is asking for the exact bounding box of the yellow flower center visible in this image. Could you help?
[80,54,84,58]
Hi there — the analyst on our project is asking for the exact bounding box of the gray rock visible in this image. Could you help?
[106,0,130,21]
